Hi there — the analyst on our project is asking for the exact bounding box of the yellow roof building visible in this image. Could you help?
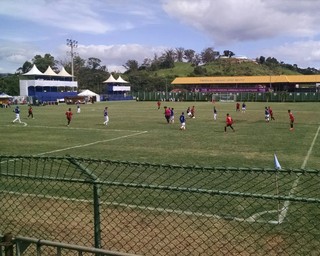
[171,75,320,85]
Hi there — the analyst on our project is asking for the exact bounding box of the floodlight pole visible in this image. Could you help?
[66,39,78,81]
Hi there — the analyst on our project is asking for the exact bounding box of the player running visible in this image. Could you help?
[288,109,294,131]
[179,112,186,130]
[224,113,235,132]
[12,106,21,123]
[65,108,73,126]
[268,106,275,120]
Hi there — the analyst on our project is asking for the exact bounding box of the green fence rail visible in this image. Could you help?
[0,155,320,255]
[132,91,320,102]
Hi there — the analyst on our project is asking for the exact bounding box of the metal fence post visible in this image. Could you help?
[67,157,102,249]
[0,233,13,256]
[93,182,102,249]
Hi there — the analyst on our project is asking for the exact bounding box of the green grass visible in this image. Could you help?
[1,101,319,169]
[1,101,320,255]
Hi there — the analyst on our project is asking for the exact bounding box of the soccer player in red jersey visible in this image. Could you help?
[268,106,275,120]
[288,109,294,131]
[224,113,235,132]
[164,106,171,123]
[65,108,73,126]
[236,102,240,112]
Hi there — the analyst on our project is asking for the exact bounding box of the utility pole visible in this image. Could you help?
[66,39,78,81]
[165,78,168,101]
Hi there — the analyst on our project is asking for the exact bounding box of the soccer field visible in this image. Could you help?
[1,101,319,169]
[1,100,320,255]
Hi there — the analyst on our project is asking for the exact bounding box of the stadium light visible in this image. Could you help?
[66,39,78,81]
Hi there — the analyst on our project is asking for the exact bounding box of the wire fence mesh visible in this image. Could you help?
[0,155,319,255]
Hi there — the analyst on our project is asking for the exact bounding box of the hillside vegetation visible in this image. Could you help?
[148,59,301,77]
[126,59,308,92]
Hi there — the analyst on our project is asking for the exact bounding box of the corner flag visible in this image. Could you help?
[274,154,282,170]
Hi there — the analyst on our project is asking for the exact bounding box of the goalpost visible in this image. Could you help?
[211,93,236,102]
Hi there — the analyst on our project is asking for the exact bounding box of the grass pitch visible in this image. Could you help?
[0,101,319,169]
[1,100,320,255]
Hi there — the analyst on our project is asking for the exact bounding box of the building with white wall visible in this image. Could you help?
[19,65,78,102]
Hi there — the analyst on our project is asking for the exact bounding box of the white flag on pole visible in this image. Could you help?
[274,154,282,170]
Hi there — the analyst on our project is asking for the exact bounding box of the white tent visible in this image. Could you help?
[22,64,43,76]
[103,74,117,83]
[22,64,72,77]
[78,89,100,102]
[0,93,13,98]
[116,75,129,83]
[57,67,72,77]
[44,66,58,76]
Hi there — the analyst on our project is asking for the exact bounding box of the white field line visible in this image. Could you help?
[35,131,148,156]
[5,122,28,127]
[276,124,320,224]
[0,190,272,223]
[0,190,224,220]
[30,125,146,133]
[0,130,147,163]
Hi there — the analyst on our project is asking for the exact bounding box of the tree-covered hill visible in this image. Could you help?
[124,58,319,92]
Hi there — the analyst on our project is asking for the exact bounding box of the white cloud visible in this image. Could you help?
[162,0,320,45]
[0,0,163,34]
[0,0,124,34]
[0,41,41,72]
[2,0,320,73]
[57,43,167,73]
[261,40,320,69]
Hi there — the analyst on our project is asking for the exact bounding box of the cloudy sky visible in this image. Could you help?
[1,0,320,74]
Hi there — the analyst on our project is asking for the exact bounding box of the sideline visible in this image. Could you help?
[0,190,269,224]
[276,124,320,224]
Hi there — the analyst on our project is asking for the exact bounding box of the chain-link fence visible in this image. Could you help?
[132,91,320,102]
[0,155,319,255]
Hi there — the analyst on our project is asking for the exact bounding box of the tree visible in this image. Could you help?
[184,49,195,63]
[175,47,185,62]
[192,53,202,66]
[32,54,58,72]
[223,50,235,58]
[87,57,102,70]
[0,75,19,95]
[123,59,139,72]
[201,47,219,64]
[16,53,57,74]
[159,49,175,69]
[257,56,266,64]
[265,57,279,67]
[59,55,86,80]
[139,58,152,70]
[16,61,33,74]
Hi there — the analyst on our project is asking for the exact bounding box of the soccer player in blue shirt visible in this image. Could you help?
[170,107,175,124]
[103,107,109,126]
[12,106,21,123]
[179,112,186,130]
